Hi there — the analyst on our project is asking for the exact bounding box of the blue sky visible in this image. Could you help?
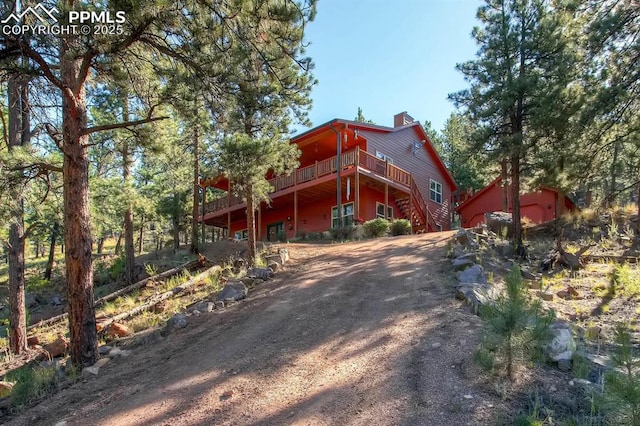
[299,0,482,133]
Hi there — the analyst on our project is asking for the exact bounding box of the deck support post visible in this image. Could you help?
[385,183,389,220]
[227,212,231,239]
[409,191,414,234]
[294,191,298,237]
[354,171,360,222]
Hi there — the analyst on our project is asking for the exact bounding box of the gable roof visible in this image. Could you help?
[291,119,458,190]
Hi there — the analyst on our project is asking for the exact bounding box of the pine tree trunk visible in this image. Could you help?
[173,193,181,251]
[511,154,525,257]
[635,181,640,249]
[44,222,59,281]
[8,203,27,354]
[7,72,27,355]
[138,215,144,255]
[191,126,200,254]
[122,96,135,285]
[61,40,98,367]
[246,190,257,265]
[501,159,509,212]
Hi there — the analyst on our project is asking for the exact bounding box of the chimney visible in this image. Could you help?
[393,111,414,127]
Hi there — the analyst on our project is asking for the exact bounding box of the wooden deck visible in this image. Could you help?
[202,147,437,232]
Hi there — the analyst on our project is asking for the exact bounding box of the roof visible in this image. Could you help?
[291,119,458,191]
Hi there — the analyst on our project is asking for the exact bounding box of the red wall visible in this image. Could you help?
[229,185,402,240]
[459,184,564,228]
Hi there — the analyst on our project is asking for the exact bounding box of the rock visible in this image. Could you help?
[240,277,257,288]
[452,258,475,271]
[167,313,188,330]
[215,301,225,309]
[82,366,100,376]
[94,357,110,368]
[42,335,69,358]
[247,267,274,280]
[107,347,131,359]
[539,292,554,301]
[105,322,133,338]
[463,394,473,399]
[547,326,576,362]
[455,229,472,246]
[456,264,487,285]
[216,282,248,302]
[557,286,579,300]
[98,345,113,356]
[431,342,442,348]
[0,381,14,398]
[194,301,215,313]
[220,390,235,401]
[526,280,541,290]
[278,248,290,262]
[263,253,286,268]
[485,211,513,237]
[267,260,279,272]
[27,336,40,347]
[25,293,40,309]
[53,422,67,426]
[192,309,201,317]
[520,268,537,280]
[558,358,572,372]
[455,283,498,314]
[50,294,64,306]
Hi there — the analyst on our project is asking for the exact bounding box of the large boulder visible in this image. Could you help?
[216,281,248,302]
[248,267,274,280]
[485,211,513,238]
[546,324,576,363]
[455,283,499,314]
[456,264,488,285]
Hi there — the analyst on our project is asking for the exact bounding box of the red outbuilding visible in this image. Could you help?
[455,176,576,228]
[199,112,457,240]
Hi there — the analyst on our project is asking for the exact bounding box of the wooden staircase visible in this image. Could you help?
[395,178,438,233]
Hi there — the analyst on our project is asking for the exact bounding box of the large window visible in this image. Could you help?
[430,180,443,204]
[332,202,354,228]
[376,202,393,219]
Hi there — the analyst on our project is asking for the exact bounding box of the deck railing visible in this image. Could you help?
[204,147,418,215]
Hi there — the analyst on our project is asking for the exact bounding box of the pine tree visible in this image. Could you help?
[451,0,581,257]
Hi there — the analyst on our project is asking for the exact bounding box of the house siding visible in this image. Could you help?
[459,183,569,228]
[360,127,453,230]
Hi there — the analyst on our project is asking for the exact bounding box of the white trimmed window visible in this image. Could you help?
[332,202,354,228]
[430,180,443,204]
[376,202,393,219]
[375,151,394,164]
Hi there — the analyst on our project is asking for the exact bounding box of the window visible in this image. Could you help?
[376,202,393,219]
[430,180,443,204]
[332,202,354,228]
[234,229,248,240]
[375,151,394,164]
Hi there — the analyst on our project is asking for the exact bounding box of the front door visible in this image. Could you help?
[266,222,284,242]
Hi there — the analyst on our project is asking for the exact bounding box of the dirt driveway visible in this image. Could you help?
[8,232,505,425]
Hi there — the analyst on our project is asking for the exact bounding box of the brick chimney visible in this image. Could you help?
[393,111,414,127]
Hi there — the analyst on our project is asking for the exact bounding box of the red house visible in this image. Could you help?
[455,176,576,228]
[200,112,457,241]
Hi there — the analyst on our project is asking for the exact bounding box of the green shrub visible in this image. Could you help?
[330,225,359,241]
[109,256,125,280]
[363,218,390,238]
[6,364,59,407]
[390,219,411,236]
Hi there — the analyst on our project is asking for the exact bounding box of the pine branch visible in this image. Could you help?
[83,116,168,136]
